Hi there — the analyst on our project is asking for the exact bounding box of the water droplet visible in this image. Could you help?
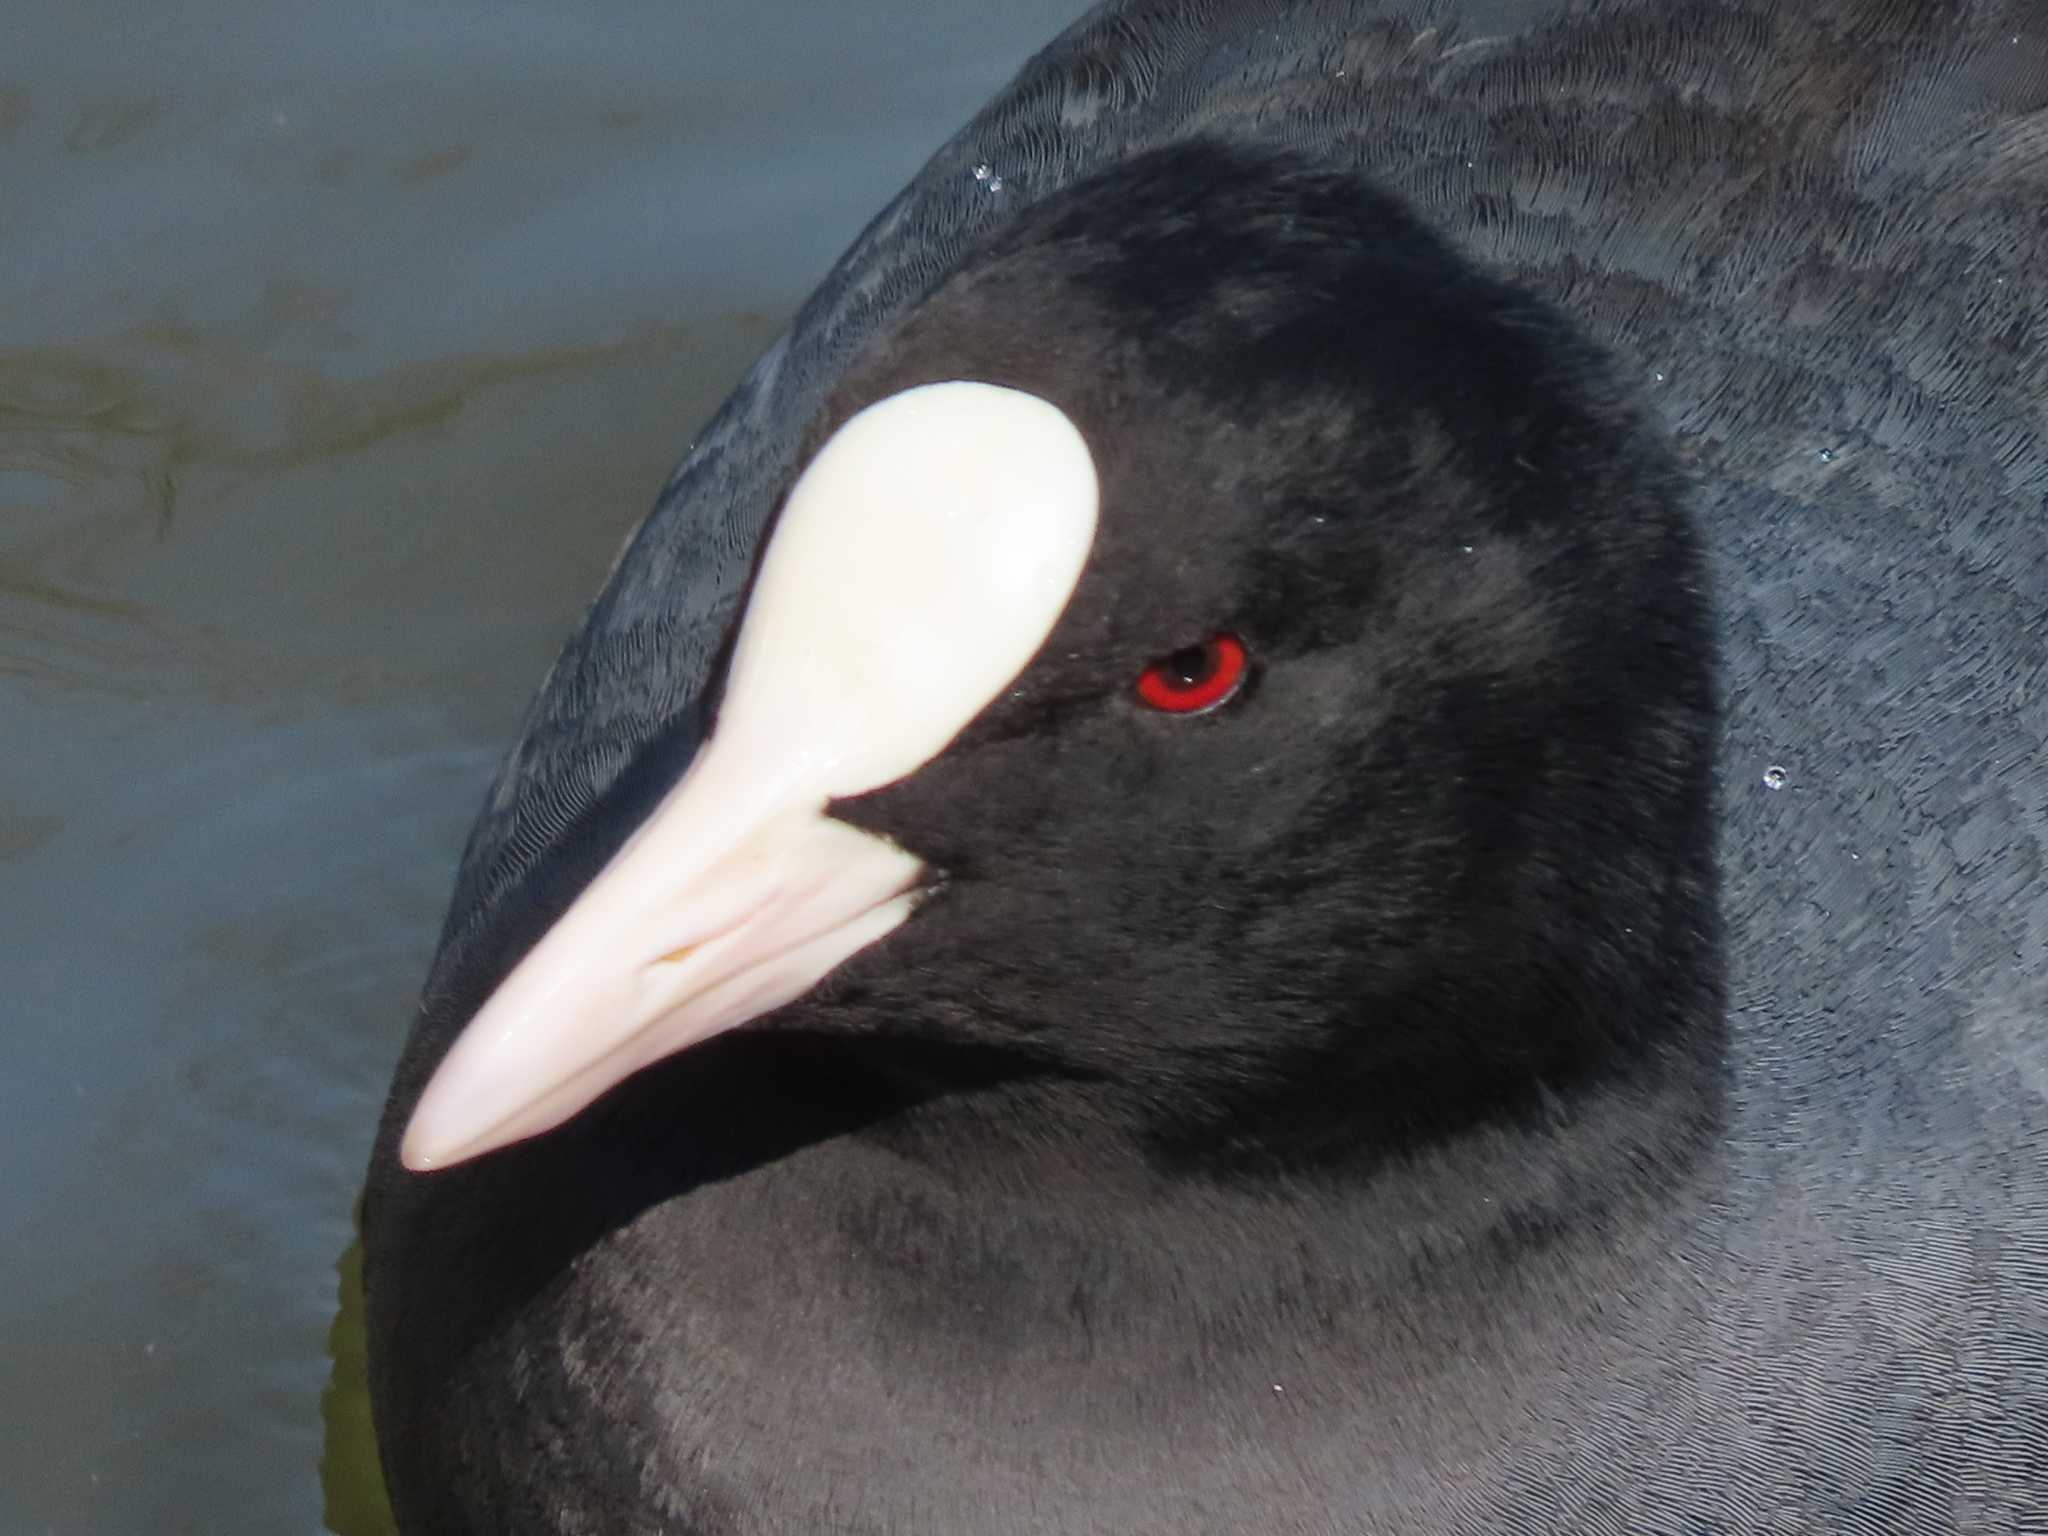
[1272,1384,1285,1394]
[1652,370,1666,383]
[1817,448,1835,463]
[972,163,992,181]
[1461,544,1474,554]
[1762,765,1788,790]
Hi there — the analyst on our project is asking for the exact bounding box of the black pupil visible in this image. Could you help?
[1164,644,1213,689]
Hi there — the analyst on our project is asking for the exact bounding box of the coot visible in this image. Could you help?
[365,4,2048,1531]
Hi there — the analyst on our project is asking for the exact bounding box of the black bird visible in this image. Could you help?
[363,2,2048,1531]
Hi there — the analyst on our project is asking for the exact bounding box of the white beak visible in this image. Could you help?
[402,381,1099,1169]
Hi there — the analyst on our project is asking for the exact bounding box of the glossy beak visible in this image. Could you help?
[398,749,928,1170]
[401,381,1098,1169]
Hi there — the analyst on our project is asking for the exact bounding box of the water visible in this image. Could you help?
[0,3,1088,1530]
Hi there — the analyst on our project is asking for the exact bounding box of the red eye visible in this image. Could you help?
[1135,633,1249,714]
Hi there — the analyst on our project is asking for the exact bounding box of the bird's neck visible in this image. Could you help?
[828,1022,1727,1320]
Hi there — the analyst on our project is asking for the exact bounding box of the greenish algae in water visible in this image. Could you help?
[321,1236,399,1536]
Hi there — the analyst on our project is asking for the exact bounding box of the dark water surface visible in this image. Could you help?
[0,4,1087,1530]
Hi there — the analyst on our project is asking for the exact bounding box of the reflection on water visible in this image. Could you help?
[2,0,1088,1530]
[0,324,748,707]
[320,1240,396,1536]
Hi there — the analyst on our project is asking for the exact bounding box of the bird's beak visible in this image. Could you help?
[401,381,1098,1170]
[397,739,930,1172]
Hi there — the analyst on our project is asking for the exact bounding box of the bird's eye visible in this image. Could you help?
[1135,633,1249,714]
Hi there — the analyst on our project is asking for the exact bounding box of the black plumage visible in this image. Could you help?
[364,3,2048,1531]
